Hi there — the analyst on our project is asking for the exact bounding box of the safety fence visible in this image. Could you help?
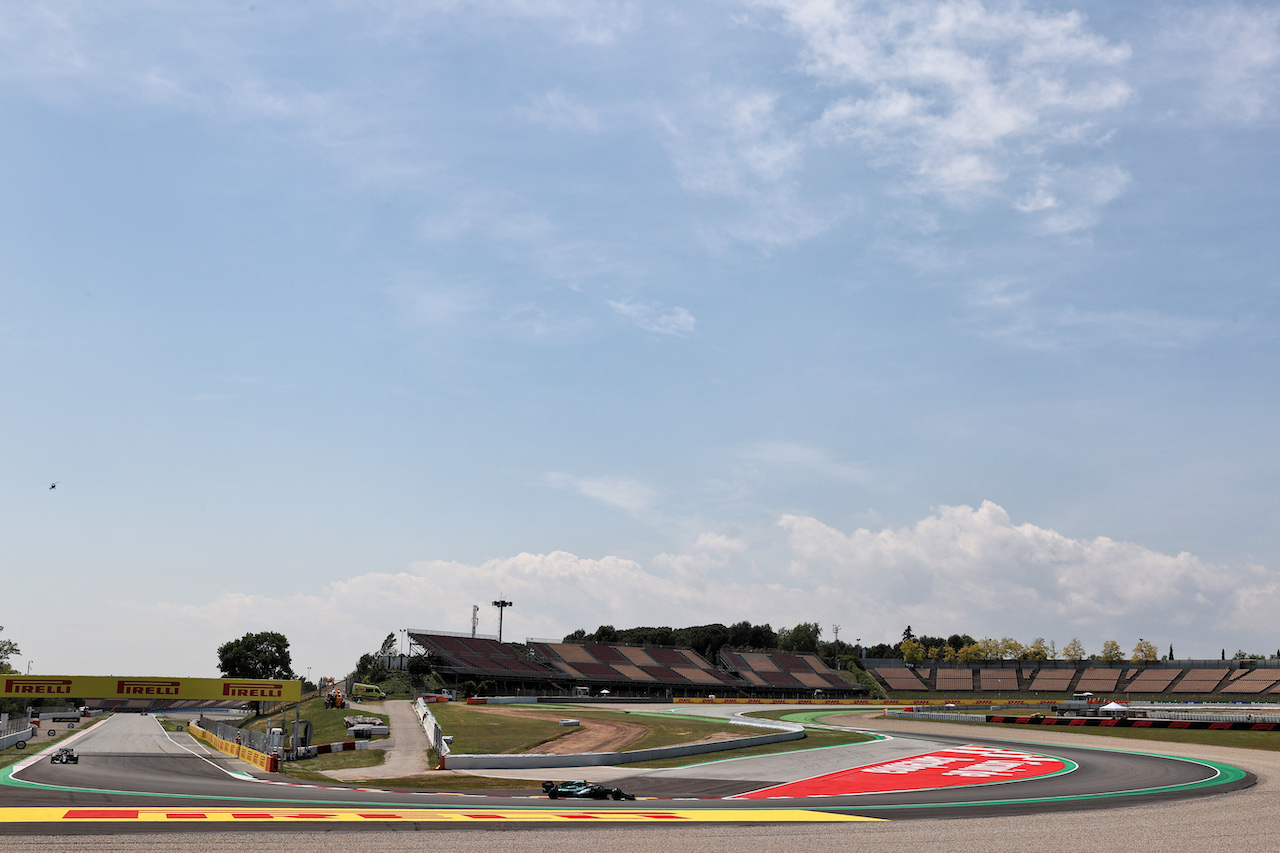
[888,708,1280,732]
[188,720,280,772]
[196,715,283,754]
[1145,709,1280,724]
[985,714,1279,731]
[675,697,1034,706]
[886,709,987,722]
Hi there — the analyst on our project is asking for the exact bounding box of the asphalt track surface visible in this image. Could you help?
[0,707,1255,843]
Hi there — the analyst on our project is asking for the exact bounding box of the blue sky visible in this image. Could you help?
[3,0,1279,678]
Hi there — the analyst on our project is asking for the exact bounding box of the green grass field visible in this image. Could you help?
[427,703,775,755]
[279,749,387,781]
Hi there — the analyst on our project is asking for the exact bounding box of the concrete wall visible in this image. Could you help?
[0,726,35,750]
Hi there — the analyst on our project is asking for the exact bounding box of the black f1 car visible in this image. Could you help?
[542,780,635,800]
[50,748,79,765]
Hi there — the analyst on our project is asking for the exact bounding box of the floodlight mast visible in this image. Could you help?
[492,599,513,643]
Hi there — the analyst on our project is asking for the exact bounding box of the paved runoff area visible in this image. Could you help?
[0,704,1273,851]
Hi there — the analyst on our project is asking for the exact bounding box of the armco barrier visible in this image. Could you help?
[413,697,450,768]
[188,721,279,772]
[443,717,804,770]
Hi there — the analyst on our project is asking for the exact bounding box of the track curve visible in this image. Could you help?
[0,710,1254,833]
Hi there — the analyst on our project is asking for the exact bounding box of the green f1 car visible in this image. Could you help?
[542,780,635,800]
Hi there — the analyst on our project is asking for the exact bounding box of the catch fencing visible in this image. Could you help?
[197,715,285,755]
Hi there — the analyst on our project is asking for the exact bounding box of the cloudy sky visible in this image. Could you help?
[4,0,1279,678]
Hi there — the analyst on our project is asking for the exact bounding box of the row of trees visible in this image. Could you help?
[898,634,1161,664]
[565,621,832,659]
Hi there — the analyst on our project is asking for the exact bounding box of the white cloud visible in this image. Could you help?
[758,0,1133,217]
[1155,4,1280,124]
[30,501,1280,675]
[545,471,660,515]
[738,440,868,483]
[777,501,1280,651]
[609,300,697,336]
[962,278,1219,351]
[519,89,602,131]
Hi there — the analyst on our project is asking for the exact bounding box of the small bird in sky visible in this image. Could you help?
[49,482,59,490]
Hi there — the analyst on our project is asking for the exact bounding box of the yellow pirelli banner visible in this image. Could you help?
[1,675,301,702]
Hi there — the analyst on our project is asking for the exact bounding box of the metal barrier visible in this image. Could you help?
[197,715,284,754]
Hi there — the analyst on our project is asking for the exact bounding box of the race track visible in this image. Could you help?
[0,707,1254,836]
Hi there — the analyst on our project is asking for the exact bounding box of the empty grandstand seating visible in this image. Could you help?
[934,670,973,691]
[409,631,556,680]
[1219,670,1280,694]
[1028,669,1076,692]
[978,669,1019,691]
[1170,668,1229,693]
[720,649,855,692]
[1075,668,1122,692]
[873,667,926,690]
[1123,669,1181,693]
[529,641,745,689]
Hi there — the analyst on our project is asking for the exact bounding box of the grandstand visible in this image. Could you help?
[407,629,863,698]
[873,667,927,691]
[866,659,1280,699]
[1169,668,1230,693]
[1075,668,1123,692]
[408,631,556,685]
[977,669,1019,691]
[719,650,856,693]
[1223,670,1280,694]
[934,670,973,691]
[1028,669,1076,692]
[1123,668,1181,694]
[530,641,743,690]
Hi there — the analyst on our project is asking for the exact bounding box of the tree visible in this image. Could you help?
[1132,639,1159,663]
[377,633,397,657]
[899,637,926,665]
[1099,640,1124,663]
[976,638,1002,661]
[778,623,822,654]
[216,631,294,680]
[901,625,916,642]
[0,625,18,673]
[1024,638,1050,661]
[1062,638,1086,661]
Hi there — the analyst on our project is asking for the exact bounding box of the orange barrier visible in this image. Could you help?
[187,721,279,772]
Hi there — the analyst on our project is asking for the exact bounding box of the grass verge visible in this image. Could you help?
[278,749,386,781]
[619,728,876,769]
[428,703,774,755]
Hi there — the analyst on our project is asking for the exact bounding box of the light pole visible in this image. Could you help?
[26,661,32,675]
[492,599,512,643]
